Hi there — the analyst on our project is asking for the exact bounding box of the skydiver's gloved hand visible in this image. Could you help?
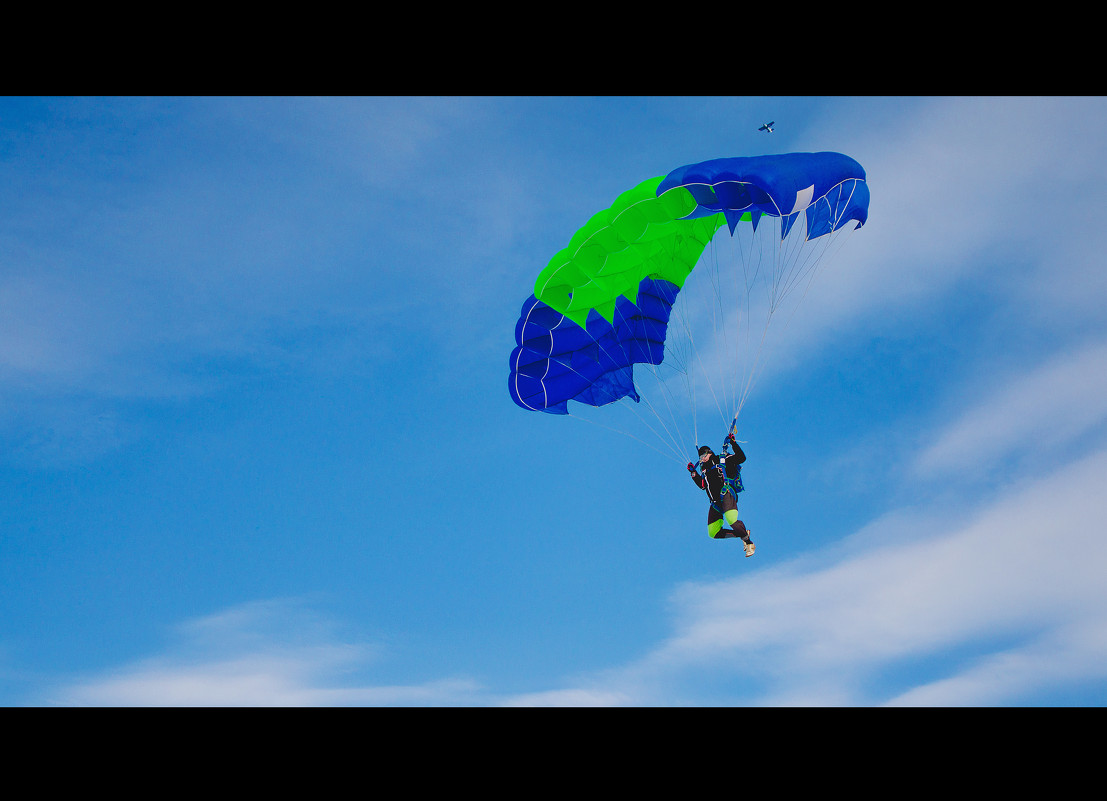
[726,432,737,447]
[687,462,696,474]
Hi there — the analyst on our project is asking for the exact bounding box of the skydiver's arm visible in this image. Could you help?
[688,464,705,489]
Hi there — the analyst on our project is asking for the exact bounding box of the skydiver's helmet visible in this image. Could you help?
[697,445,714,457]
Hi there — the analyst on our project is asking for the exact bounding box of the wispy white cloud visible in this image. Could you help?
[59,662,482,707]
[498,444,1107,706]
[17,98,1107,706]
[500,688,635,707]
[913,337,1107,478]
[781,96,1107,353]
[621,97,1107,418]
[0,98,498,465]
[507,100,1107,705]
[46,599,483,707]
[884,618,1107,706]
[503,334,1107,705]
[41,436,1107,706]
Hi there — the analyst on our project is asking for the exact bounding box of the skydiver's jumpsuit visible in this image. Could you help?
[690,445,749,540]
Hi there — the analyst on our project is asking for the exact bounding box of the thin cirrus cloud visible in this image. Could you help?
[499,443,1107,706]
[36,352,1107,705]
[56,430,1107,707]
[494,340,1107,705]
[47,599,484,707]
[912,338,1107,478]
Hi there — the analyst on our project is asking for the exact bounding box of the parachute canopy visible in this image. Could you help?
[509,152,869,416]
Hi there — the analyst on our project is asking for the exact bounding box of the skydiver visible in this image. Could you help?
[687,433,755,557]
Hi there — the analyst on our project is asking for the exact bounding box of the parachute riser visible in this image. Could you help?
[721,414,738,455]
[719,414,745,498]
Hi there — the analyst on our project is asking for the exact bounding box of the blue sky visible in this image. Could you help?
[2,96,1106,706]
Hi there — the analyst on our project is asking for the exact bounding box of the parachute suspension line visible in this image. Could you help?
[655,238,711,460]
[735,306,776,420]
[628,341,694,461]
[562,189,861,466]
[775,187,858,310]
[733,215,770,423]
[771,217,807,313]
[675,219,758,442]
[510,155,869,479]
[636,387,692,462]
[622,260,700,461]
[672,245,731,437]
[737,216,810,418]
[603,287,693,464]
[665,274,701,453]
[697,240,731,425]
[660,265,717,455]
[567,410,686,466]
[771,221,857,347]
[710,230,743,431]
[707,236,734,429]
[666,278,702,458]
[676,210,772,432]
[735,254,778,421]
[716,230,744,428]
[635,353,687,444]
[561,291,689,464]
[734,212,859,419]
[720,210,804,423]
[705,211,773,425]
[558,294,684,463]
[777,219,828,305]
[720,221,742,424]
[618,389,688,465]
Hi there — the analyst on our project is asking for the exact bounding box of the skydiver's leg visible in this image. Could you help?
[707,506,730,539]
[721,495,751,543]
[709,503,742,539]
[724,510,751,542]
[720,496,754,556]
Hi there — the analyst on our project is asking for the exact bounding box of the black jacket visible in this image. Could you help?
[690,444,746,504]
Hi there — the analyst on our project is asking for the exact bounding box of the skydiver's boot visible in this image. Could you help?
[727,519,755,557]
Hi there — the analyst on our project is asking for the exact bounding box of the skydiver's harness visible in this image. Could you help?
[705,458,744,515]
[723,462,745,497]
[703,421,745,515]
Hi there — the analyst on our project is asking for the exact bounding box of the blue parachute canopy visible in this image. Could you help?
[658,152,869,238]
[509,152,869,414]
[509,278,678,413]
